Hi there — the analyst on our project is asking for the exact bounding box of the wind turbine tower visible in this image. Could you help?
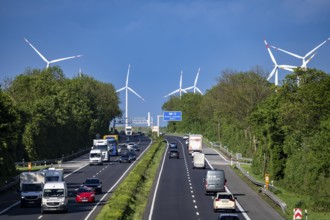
[183,68,203,94]
[24,38,82,68]
[164,70,186,99]
[116,64,145,125]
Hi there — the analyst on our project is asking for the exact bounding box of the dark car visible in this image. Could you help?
[82,178,102,194]
[130,144,140,151]
[169,149,179,159]
[169,142,178,149]
[127,151,137,160]
[119,154,134,163]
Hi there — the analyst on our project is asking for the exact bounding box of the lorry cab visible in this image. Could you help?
[204,169,226,194]
[41,181,68,213]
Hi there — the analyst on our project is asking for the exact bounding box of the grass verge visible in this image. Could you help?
[95,138,166,220]
[237,164,330,220]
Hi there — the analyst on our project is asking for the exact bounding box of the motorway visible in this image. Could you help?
[0,135,152,220]
[147,135,285,220]
[1,134,285,220]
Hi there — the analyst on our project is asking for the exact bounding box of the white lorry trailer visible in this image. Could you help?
[188,134,203,154]
[19,171,45,207]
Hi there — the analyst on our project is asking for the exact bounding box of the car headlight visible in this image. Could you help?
[21,196,25,199]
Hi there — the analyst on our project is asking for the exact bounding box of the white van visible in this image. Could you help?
[41,181,68,213]
[89,148,103,165]
[193,152,206,169]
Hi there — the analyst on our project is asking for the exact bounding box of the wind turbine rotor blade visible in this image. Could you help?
[128,87,145,101]
[183,86,194,91]
[116,87,126,93]
[49,55,82,64]
[304,53,317,67]
[278,64,297,72]
[126,64,130,86]
[24,38,49,63]
[196,87,203,95]
[164,89,179,97]
[305,38,330,58]
[264,40,277,65]
[194,68,200,86]
[271,45,303,59]
[179,70,183,88]
[267,68,277,81]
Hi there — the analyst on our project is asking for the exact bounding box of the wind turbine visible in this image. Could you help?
[271,37,330,69]
[164,70,187,99]
[264,39,297,86]
[116,64,145,125]
[183,68,203,95]
[24,38,82,68]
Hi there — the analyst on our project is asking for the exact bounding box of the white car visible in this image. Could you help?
[213,192,236,212]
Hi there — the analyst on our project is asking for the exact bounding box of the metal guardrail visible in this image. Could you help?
[205,140,287,214]
[0,147,90,193]
[235,163,287,213]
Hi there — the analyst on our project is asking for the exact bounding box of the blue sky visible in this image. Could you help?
[1,0,330,127]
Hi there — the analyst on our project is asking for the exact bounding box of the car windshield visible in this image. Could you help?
[43,189,64,197]
[90,153,101,158]
[22,183,42,192]
[217,194,233,199]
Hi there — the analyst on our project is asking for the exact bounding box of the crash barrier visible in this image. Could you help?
[235,163,287,213]
[0,147,90,193]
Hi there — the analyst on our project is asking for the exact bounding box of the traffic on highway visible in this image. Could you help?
[0,134,285,220]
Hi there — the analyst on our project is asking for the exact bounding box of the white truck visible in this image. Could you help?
[93,139,111,162]
[125,125,133,136]
[45,168,64,182]
[19,171,45,207]
[89,148,103,165]
[188,134,203,154]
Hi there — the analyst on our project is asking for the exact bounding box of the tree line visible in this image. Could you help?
[162,67,330,210]
[0,67,121,179]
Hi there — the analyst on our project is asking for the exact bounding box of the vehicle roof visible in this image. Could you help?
[43,181,66,188]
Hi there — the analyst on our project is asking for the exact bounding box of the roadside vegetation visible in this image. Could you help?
[1,65,329,218]
[0,67,121,184]
[239,164,330,220]
[163,67,330,215]
[96,137,166,220]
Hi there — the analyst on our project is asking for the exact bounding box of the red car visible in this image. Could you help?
[75,187,95,203]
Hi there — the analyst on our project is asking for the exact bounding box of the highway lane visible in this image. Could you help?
[150,136,199,220]
[148,135,285,220]
[0,135,152,220]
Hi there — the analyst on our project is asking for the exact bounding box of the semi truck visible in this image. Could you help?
[19,171,45,207]
[188,134,203,154]
[125,126,133,136]
[93,139,111,162]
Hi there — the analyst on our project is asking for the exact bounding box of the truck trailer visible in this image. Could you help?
[188,134,203,154]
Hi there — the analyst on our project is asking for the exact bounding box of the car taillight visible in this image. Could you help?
[215,198,221,202]
[205,180,208,187]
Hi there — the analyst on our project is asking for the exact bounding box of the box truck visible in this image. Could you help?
[188,134,203,154]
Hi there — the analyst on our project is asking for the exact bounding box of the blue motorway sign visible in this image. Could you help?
[163,111,182,121]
